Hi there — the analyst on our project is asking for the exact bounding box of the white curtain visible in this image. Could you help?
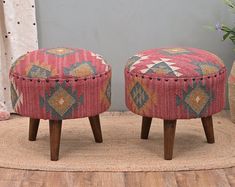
[0,0,38,112]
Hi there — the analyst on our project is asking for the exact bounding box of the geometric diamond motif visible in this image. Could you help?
[27,65,51,78]
[10,81,23,111]
[176,81,213,117]
[130,82,149,109]
[126,55,149,72]
[161,48,191,55]
[184,87,210,115]
[10,84,19,108]
[99,77,112,108]
[140,58,182,77]
[90,52,110,72]
[193,61,220,75]
[48,87,76,117]
[64,61,97,77]
[46,48,75,57]
[25,60,57,79]
[40,82,83,119]
[105,79,111,103]
[126,55,141,69]
[145,62,176,75]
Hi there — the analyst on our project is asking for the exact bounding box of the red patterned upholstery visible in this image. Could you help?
[9,47,111,120]
[125,47,226,119]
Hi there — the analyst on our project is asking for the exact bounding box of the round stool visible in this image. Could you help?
[125,47,226,160]
[9,47,111,161]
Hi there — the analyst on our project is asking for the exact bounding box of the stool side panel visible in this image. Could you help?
[9,70,111,120]
[125,68,226,120]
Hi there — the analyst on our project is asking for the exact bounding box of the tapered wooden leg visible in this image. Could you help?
[201,116,215,143]
[89,115,103,143]
[49,120,62,161]
[164,120,177,160]
[141,116,152,139]
[29,118,40,141]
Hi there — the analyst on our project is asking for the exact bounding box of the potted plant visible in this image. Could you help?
[215,0,235,123]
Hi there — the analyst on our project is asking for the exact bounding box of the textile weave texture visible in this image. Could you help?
[9,47,111,120]
[125,47,226,119]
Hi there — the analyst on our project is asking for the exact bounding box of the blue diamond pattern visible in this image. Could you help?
[27,65,51,78]
[176,81,213,117]
[130,82,149,109]
[10,84,19,108]
[105,79,111,102]
[39,82,83,119]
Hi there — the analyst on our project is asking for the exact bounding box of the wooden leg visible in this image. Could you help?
[164,120,177,160]
[89,115,103,143]
[201,116,215,143]
[28,118,40,141]
[49,120,62,161]
[141,116,152,139]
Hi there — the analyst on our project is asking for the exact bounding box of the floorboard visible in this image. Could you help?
[0,167,234,187]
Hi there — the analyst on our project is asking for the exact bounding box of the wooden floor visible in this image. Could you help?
[0,167,235,187]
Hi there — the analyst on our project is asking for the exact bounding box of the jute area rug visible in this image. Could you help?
[0,111,234,172]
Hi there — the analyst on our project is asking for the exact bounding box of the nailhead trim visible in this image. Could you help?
[9,70,111,83]
[126,68,226,81]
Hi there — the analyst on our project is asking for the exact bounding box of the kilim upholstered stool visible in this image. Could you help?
[9,47,111,161]
[125,47,226,160]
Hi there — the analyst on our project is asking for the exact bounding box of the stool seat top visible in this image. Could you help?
[10,47,110,79]
[126,47,225,78]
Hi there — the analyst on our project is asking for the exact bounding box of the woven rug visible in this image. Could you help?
[0,111,234,172]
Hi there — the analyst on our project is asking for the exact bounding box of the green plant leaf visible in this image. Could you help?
[224,0,235,8]
[223,32,231,40]
[229,35,235,44]
[222,26,232,32]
